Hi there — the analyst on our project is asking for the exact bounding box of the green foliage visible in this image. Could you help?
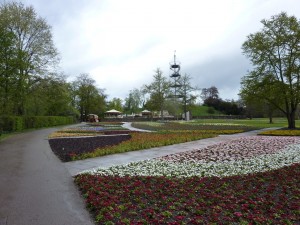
[107,97,123,112]
[72,73,106,121]
[191,118,300,129]
[0,116,75,132]
[241,12,300,129]
[207,107,215,114]
[0,2,59,116]
[0,116,24,132]
[190,105,223,116]
[25,75,77,116]
[143,68,171,117]
[123,88,143,114]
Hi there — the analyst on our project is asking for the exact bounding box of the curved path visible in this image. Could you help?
[0,123,277,225]
[65,123,277,175]
[0,127,94,225]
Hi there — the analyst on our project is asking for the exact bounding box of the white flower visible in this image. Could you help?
[81,137,300,178]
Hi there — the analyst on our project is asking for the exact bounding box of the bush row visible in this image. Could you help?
[0,116,75,132]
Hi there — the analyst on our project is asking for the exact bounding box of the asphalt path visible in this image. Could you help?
[0,123,278,225]
[0,127,94,225]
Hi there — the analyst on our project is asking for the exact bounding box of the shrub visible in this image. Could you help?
[0,116,25,132]
[0,116,75,132]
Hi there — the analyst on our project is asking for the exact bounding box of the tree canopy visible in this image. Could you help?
[0,2,59,115]
[240,12,300,129]
[143,68,171,119]
[72,73,106,121]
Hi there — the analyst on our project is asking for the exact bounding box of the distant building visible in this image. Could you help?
[104,109,122,118]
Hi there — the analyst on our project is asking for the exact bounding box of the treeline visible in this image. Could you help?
[0,1,261,129]
[0,2,106,128]
[201,86,244,116]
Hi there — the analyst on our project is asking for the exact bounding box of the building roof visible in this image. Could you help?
[105,109,122,114]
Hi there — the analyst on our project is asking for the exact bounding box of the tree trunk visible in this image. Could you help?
[267,105,273,124]
[287,110,296,129]
[160,104,164,121]
[268,111,273,124]
[269,116,273,124]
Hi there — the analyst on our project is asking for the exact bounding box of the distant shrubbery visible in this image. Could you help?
[0,116,75,132]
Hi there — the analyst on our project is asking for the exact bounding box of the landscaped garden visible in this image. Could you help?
[50,119,300,224]
[48,121,251,161]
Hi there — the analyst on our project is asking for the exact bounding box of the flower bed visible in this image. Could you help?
[85,136,300,177]
[75,164,300,224]
[75,136,300,224]
[75,131,218,160]
[48,135,131,162]
[259,129,300,136]
[49,127,129,138]
[132,121,256,132]
[49,124,242,161]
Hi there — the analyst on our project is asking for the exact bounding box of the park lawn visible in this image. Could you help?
[131,120,256,132]
[190,117,299,128]
[131,118,300,131]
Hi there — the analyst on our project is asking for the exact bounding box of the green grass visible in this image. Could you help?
[132,118,299,132]
[189,118,297,128]
[0,132,13,142]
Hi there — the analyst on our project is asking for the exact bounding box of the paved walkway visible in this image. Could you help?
[0,127,94,225]
[0,122,278,225]
[64,123,276,176]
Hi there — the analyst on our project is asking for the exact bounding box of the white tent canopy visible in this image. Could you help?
[105,109,121,114]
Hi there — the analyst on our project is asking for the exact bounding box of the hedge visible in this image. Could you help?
[0,116,75,132]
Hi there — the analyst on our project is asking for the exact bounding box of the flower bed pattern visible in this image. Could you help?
[75,136,300,224]
[75,164,300,224]
[131,121,256,132]
[75,131,218,160]
[86,136,300,178]
[160,136,300,163]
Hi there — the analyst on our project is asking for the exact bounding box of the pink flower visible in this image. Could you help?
[234,211,243,217]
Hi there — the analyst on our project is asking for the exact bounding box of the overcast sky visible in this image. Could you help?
[7,0,300,101]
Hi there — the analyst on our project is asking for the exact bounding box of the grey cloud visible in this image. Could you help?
[185,53,251,100]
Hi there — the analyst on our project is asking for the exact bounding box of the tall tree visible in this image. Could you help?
[144,68,171,119]
[200,86,219,103]
[26,73,77,116]
[241,12,300,129]
[0,24,17,115]
[202,86,221,108]
[0,2,59,115]
[178,73,197,120]
[107,98,123,112]
[123,88,143,114]
[73,73,106,121]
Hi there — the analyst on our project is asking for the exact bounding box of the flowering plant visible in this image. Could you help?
[75,164,300,224]
[75,136,300,224]
[259,129,300,136]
